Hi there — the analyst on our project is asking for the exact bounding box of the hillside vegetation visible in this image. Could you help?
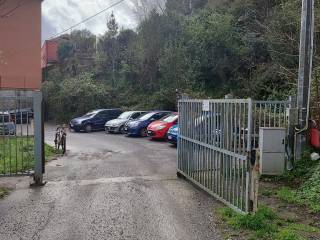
[43,0,320,122]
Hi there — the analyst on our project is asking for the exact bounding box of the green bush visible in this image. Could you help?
[43,73,116,122]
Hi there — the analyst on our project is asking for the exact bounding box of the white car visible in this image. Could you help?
[0,111,16,135]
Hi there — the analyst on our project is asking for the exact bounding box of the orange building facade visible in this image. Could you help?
[0,0,42,90]
[41,40,59,69]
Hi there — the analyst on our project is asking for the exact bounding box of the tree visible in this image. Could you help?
[57,41,74,61]
[107,12,118,38]
[44,0,320,121]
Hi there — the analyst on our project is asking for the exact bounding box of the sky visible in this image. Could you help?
[41,0,164,42]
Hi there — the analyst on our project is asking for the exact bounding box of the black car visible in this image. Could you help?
[105,111,147,134]
[69,109,122,132]
[9,108,33,124]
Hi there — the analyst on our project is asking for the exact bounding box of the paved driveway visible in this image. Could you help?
[0,125,222,240]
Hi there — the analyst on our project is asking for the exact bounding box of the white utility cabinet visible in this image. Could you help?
[259,127,286,175]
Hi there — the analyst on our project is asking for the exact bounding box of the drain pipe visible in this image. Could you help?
[294,0,314,162]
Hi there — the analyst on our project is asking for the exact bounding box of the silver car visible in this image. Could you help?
[105,111,147,134]
[0,112,16,135]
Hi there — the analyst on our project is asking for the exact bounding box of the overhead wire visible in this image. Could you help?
[48,0,127,40]
[1,0,128,60]
[0,0,27,19]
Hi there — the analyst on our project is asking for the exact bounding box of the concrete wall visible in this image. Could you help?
[0,0,42,90]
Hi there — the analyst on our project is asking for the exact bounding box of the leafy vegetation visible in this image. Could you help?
[276,161,320,213]
[259,148,320,213]
[43,0,320,122]
[218,206,320,239]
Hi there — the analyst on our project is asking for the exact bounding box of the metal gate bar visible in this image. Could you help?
[252,101,290,148]
[178,99,252,213]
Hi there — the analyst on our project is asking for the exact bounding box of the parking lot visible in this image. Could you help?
[0,125,223,240]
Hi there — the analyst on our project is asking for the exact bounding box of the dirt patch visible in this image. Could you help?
[260,181,320,230]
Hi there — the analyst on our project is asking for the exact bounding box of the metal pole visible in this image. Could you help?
[296,0,314,159]
[32,91,44,186]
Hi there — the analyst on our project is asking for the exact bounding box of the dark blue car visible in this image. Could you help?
[167,124,178,146]
[124,111,171,137]
[70,109,122,132]
[9,108,33,124]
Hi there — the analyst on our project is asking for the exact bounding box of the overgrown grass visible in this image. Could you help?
[218,206,320,240]
[261,149,320,213]
[276,162,320,213]
[0,186,10,199]
[0,137,59,174]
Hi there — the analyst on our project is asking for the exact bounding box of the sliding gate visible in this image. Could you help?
[178,99,254,213]
[178,98,290,213]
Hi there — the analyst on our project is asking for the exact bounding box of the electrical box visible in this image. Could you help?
[259,127,286,175]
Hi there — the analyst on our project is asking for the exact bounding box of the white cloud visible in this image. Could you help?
[41,0,143,41]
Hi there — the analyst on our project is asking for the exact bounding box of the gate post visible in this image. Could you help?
[246,98,259,212]
[287,96,297,168]
[32,91,45,186]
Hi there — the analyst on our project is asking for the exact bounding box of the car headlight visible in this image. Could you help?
[73,120,82,125]
[156,125,166,130]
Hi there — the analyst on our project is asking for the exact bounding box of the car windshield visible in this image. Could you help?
[83,113,95,118]
[0,114,10,123]
[162,114,178,123]
[138,112,155,121]
[118,112,132,119]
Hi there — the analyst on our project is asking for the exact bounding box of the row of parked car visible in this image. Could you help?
[69,109,179,145]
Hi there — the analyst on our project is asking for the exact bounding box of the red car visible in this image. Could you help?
[147,113,178,139]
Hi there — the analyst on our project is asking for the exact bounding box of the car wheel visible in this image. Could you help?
[140,128,148,137]
[119,126,126,134]
[84,124,92,133]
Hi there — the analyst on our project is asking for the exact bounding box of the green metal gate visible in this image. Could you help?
[0,91,44,182]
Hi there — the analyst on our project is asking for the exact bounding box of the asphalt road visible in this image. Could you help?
[0,125,222,240]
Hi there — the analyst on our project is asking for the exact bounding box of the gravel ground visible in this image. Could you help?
[0,125,223,240]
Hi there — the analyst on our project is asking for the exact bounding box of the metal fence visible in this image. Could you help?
[178,98,290,213]
[252,101,291,148]
[0,91,43,179]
